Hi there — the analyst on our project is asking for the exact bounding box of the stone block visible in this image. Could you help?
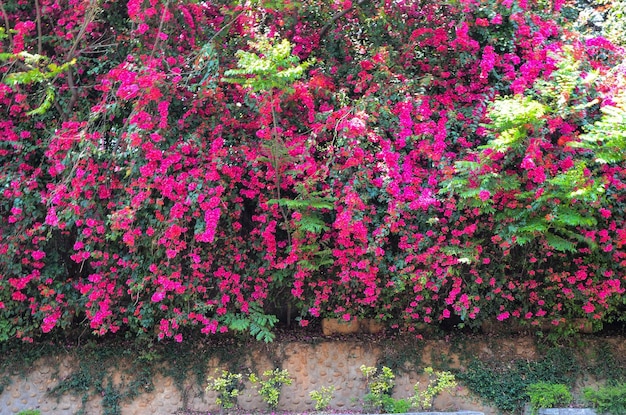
[360,318,385,334]
[322,318,360,335]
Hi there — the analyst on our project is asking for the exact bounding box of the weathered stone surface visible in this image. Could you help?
[322,317,361,335]
[0,339,492,415]
[1,338,619,415]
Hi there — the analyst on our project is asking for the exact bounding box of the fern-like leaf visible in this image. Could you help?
[545,232,577,252]
[297,214,330,233]
[573,99,626,164]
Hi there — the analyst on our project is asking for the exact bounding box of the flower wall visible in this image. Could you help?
[0,0,625,343]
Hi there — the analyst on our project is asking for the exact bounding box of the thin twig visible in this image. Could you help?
[67,0,100,60]
[319,0,370,40]
[54,100,67,121]
[35,0,43,54]
[208,10,245,44]
[59,0,100,120]
[67,69,78,111]
[149,0,170,60]
[0,0,13,47]
[270,94,293,249]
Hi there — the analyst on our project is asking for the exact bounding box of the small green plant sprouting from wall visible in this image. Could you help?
[309,385,336,411]
[583,383,626,415]
[411,366,458,411]
[360,364,453,413]
[249,368,293,409]
[382,396,413,414]
[526,382,572,414]
[360,364,396,411]
[17,410,41,415]
[206,369,244,410]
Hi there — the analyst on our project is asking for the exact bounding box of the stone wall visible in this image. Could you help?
[0,336,617,415]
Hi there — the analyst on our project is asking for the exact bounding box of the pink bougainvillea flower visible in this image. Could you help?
[151,291,165,303]
[31,251,46,261]
[1,0,625,345]
[497,312,510,321]
[599,208,612,218]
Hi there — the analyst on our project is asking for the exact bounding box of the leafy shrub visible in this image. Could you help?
[360,365,396,412]
[527,382,572,414]
[249,368,293,409]
[206,370,244,410]
[411,367,458,411]
[583,384,626,415]
[382,396,412,414]
[309,385,335,411]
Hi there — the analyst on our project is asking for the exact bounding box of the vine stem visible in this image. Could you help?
[319,0,371,40]
[0,0,12,46]
[34,0,42,54]
[270,93,293,249]
[148,0,171,60]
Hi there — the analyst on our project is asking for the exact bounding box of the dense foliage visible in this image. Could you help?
[0,0,625,343]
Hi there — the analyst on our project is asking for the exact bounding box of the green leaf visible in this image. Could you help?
[560,228,598,251]
[250,322,276,343]
[572,99,626,164]
[517,220,548,234]
[487,96,547,133]
[268,197,334,210]
[514,233,534,246]
[545,233,576,252]
[225,315,250,332]
[296,214,330,233]
[553,208,597,227]
[4,69,46,85]
[26,86,55,116]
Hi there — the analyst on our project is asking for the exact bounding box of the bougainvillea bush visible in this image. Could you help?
[0,0,625,344]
